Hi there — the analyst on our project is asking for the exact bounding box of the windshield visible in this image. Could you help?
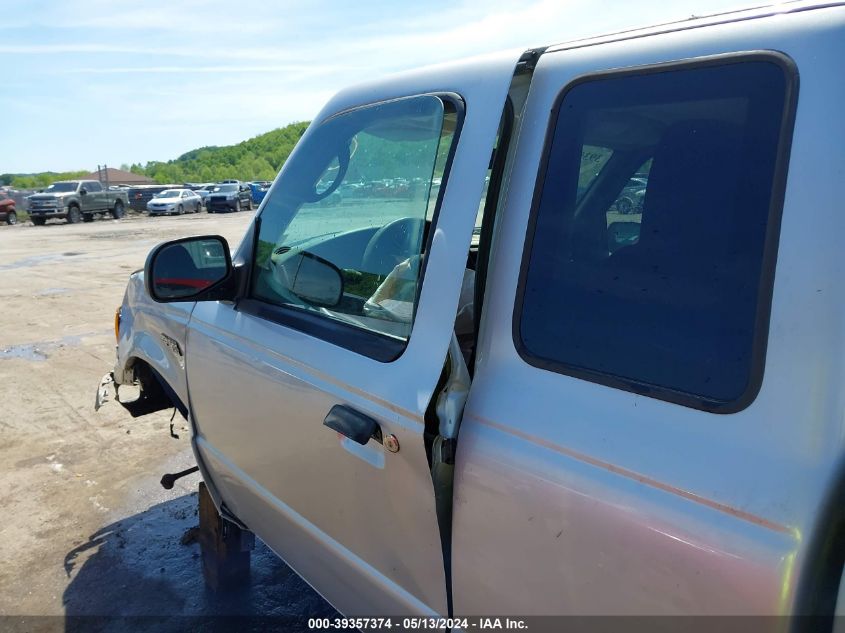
[45,182,79,193]
[215,184,238,192]
[157,190,181,198]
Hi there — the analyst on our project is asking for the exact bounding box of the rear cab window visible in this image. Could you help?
[515,54,797,411]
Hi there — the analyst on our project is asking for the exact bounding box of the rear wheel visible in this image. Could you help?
[32,217,45,226]
[112,200,125,219]
[67,206,81,224]
[6,211,16,225]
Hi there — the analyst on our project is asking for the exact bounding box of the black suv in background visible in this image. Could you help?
[206,183,253,213]
[127,185,176,211]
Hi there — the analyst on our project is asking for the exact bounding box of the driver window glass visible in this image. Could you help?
[251,95,457,343]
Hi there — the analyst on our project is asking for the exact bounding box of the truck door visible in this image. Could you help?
[452,27,809,614]
[184,52,519,616]
[85,180,106,213]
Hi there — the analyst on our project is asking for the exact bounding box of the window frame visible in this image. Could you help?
[238,92,467,363]
[511,50,799,413]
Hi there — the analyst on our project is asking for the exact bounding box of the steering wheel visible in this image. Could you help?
[362,217,427,276]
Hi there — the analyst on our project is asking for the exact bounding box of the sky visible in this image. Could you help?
[2,0,748,174]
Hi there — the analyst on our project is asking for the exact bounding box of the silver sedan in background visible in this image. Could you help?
[146,189,203,216]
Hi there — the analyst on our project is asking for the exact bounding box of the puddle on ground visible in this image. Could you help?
[0,330,109,362]
[1,344,50,361]
[37,287,72,296]
[0,252,87,271]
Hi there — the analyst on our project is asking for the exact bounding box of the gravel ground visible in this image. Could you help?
[0,212,336,625]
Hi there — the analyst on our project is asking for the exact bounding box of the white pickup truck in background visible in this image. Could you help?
[99,1,845,625]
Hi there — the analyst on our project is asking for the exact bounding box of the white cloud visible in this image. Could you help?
[65,64,358,75]
[0,0,746,172]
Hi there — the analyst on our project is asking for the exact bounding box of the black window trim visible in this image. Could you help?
[470,96,515,376]
[239,91,467,363]
[511,50,799,414]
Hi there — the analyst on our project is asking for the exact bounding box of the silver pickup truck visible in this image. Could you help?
[101,1,845,622]
[28,179,127,225]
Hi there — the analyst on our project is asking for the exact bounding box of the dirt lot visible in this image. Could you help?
[0,213,335,622]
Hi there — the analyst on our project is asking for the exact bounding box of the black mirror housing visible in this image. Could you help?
[290,251,344,307]
[144,235,237,303]
[272,249,344,307]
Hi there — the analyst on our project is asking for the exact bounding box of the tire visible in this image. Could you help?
[112,200,125,219]
[32,217,46,226]
[83,213,94,222]
[246,198,253,211]
[67,205,81,224]
[178,204,184,215]
[6,211,16,226]
[235,200,241,213]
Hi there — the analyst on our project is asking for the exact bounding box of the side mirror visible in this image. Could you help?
[278,250,344,307]
[145,235,234,302]
[80,188,88,196]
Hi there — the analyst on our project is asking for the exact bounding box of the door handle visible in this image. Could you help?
[324,405,382,445]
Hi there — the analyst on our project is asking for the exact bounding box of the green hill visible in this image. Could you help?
[2,121,311,188]
[131,121,311,184]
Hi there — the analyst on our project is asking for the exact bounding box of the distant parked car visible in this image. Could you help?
[0,191,16,225]
[248,181,272,204]
[127,185,179,211]
[206,183,252,213]
[27,180,128,224]
[146,189,203,216]
[195,185,216,205]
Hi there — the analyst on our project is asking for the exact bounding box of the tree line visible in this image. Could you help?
[1,121,310,189]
